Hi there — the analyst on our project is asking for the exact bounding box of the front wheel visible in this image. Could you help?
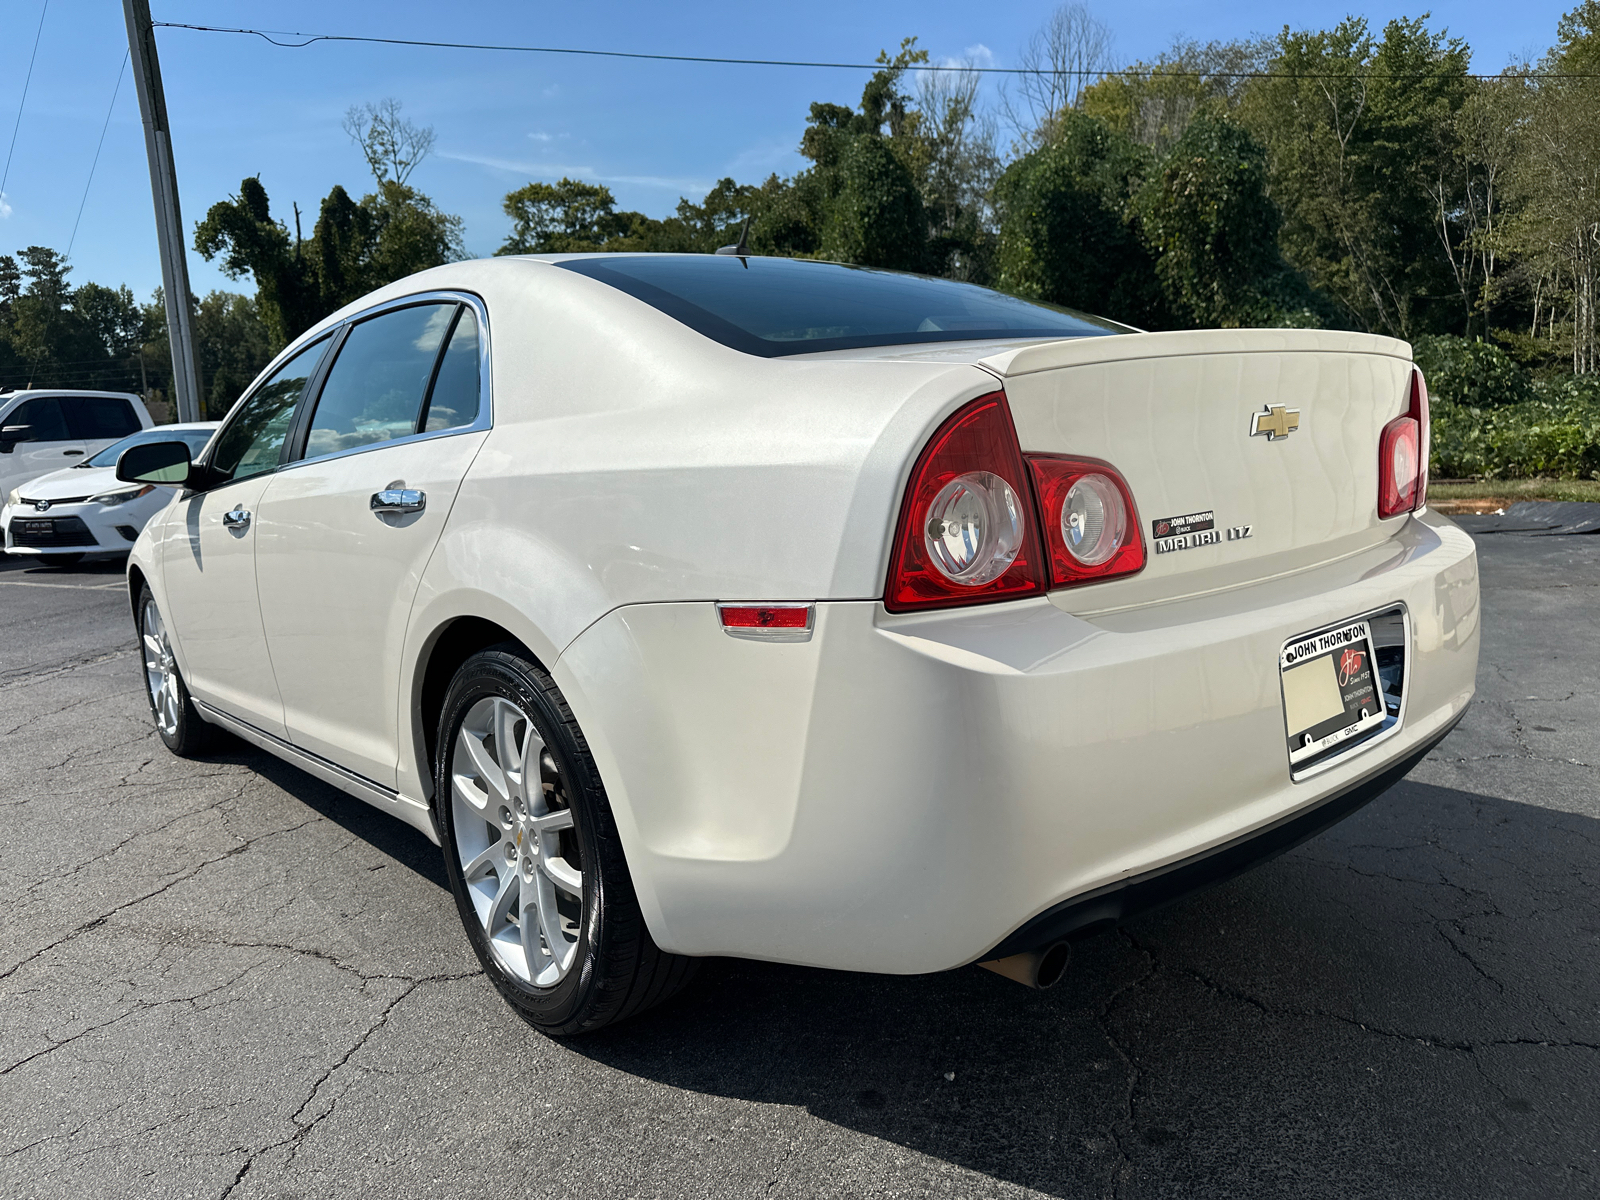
[436,645,696,1034]
[137,585,214,756]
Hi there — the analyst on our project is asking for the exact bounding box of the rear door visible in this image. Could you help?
[254,297,489,788]
[0,397,87,495]
[61,394,144,458]
[160,338,331,738]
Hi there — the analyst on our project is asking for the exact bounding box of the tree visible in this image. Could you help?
[1235,17,1474,338]
[1001,4,1114,146]
[1131,115,1322,327]
[498,178,635,254]
[1079,37,1273,156]
[993,113,1163,322]
[344,98,437,188]
[194,176,321,346]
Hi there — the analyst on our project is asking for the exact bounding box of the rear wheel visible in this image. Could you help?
[436,645,696,1034]
[137,585,214,756]
[38,553,84,567]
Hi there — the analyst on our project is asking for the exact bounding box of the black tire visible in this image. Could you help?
[38,553,84,567]
[136,583,215,757]
[435,645,696,1035]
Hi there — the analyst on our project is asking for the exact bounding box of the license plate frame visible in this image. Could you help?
[1279,617,1387,767]
[14,520,54,537]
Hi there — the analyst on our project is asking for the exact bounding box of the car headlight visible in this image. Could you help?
[5,488,19,508]
[87,485,155,508]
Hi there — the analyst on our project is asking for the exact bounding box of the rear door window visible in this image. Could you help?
[208,338,329,482]
[62,396,141,440]
[301,303,457,460]
[420,307,480,432]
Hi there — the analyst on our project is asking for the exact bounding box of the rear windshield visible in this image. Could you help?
[554,255,1128,357]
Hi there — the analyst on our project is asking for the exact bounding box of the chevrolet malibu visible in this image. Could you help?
[120,254,1479,1034]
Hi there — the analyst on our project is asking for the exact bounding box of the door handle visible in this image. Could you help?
[370,488,426,514]
[222,507,251,530]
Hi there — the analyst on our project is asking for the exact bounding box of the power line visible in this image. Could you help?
[1,0,51,209]
[68,50,130,259]
[151,21,1597,81]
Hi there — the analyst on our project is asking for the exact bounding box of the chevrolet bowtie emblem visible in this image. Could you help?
[1251,404,1301,440]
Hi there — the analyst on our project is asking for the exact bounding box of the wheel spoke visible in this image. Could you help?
[534,874,570,967]
[541,855,582,897]
[529,808,573,834]
[462,731,509,803]
[462,841,508,883]
[142,633,164,667]
[520,880,548,968]
[485,864,518,935]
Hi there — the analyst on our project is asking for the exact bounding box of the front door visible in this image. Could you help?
[255,300,486,788]
[160,337,331,739]
[0,397,87,496]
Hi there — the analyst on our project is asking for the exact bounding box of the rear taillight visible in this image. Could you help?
[1027,455,1146,586]
[1379,368,1429,519]
[884,392,1047,612]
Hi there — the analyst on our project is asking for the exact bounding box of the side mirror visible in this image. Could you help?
[0,423,32,453]
[117,440,194,486]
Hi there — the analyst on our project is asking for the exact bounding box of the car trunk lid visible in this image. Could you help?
[979,329,1417,615]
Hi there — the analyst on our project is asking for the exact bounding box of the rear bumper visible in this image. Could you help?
[555,510,1479,974]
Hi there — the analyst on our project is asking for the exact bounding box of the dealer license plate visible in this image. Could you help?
[15,520,53,537]
[1279,619,1385,767]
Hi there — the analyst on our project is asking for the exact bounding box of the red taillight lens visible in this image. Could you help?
[884,392,1047,612]
[719,605,809,629]
[1378,368,1429,519]
[1027,455,1146,587]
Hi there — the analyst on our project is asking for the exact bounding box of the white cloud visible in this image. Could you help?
[528,131,553,144]
[0,192,11,220]
[965,43,996,67]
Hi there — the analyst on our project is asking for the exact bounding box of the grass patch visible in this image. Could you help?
[1430,478,1600,513]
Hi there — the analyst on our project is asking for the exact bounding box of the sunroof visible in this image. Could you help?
[554,254,1128,357]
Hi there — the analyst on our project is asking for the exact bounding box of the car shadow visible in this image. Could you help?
[561,778,1600,1197]
[200,737,450,891]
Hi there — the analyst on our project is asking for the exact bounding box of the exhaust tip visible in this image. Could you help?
[979,941,1072,990]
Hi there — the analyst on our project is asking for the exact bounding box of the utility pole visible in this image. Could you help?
[122,0,201,422]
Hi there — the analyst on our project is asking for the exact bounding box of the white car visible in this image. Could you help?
[121,255,1480,1034]
[3,423,219,565]
[0,389,153,500]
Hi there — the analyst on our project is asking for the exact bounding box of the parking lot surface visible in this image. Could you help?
[1,525,1596,1199]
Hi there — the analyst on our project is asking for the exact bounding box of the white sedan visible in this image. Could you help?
[3,423,219,565]
[120,255,1479,1033]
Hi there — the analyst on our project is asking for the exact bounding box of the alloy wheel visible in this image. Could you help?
[141,597,181,739]
[450,695,584,987]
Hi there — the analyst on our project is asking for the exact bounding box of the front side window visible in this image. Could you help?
[62,396,141,440]
[208,338,328,482]
[7,397,71,442]
[421,308,481,432]
[303,303,457,459]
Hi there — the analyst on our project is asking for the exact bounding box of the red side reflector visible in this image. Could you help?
[718,605,809,629]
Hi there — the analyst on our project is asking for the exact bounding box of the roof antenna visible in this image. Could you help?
[715,217,751,263]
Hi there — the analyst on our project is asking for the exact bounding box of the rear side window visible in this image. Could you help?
[303,303,457,459]
[62,396,141,440]
[209,338,328,481]
[420,308,480,432]
[6,397,70,441]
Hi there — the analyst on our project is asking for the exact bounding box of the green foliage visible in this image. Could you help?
[1131,115,1324,327]
[992,113,1161,321]
[1420,334,1600,478]
[196,175,465,345]
[0,247,139,390]
[1237,17,1474,339]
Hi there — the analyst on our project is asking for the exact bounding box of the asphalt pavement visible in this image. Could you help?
[1,524,1596,1199]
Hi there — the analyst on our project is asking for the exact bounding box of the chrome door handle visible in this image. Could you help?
[221,507,251,529]
[370,488,425,514]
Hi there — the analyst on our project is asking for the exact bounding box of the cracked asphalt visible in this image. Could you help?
[1,523,1596,1200]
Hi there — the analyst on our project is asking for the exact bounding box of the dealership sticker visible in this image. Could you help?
[1151,508,1222,554]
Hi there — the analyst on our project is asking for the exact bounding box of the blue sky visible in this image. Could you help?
[0,1,1575,301]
